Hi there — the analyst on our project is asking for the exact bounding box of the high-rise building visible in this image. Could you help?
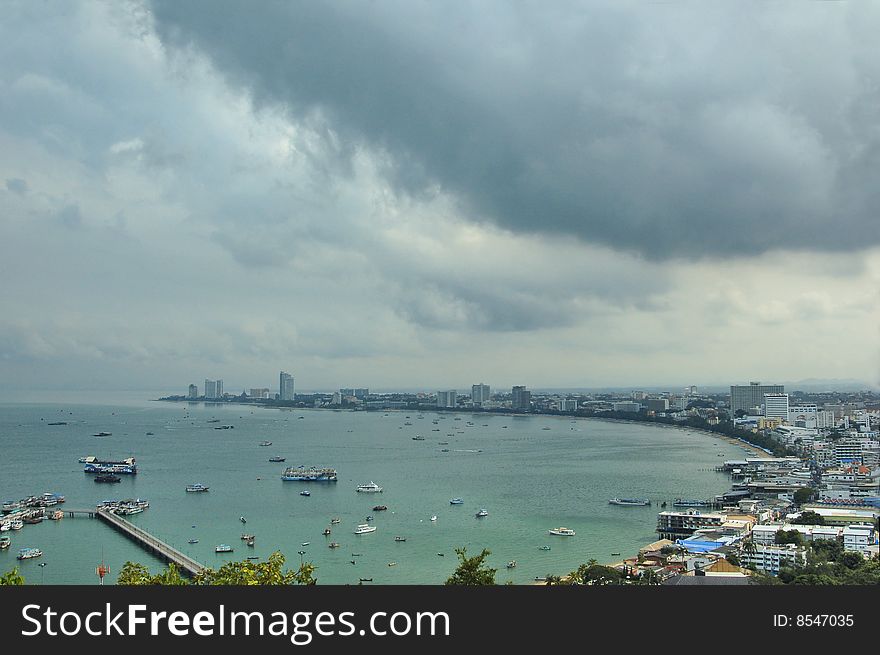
[205,379,218,399]
[763,393,790,419]
[216,379,223,398]
[644,398,670,412]
[354,388,369,400]
[280,371,295,401]
[512,386,531,410]
[250,388,270,399]
[472,384,490,405]
[437,390,457,408]
[187,384,198,399]
[730,382,784,415]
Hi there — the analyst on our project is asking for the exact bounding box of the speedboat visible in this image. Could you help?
[240,516,247,524]
[329,542,340,548]
[323,528,332,536]
[300,490,311,497]
[356,482,383,493]
[475,509,488,518]
[549,527,576,536]
[185,483,209,492]
[449,498,464,505]
[430,515,437,522]
[354,524,377,534]
[187,539,199,544]
[215,544,234,553]
[330,517,341,525]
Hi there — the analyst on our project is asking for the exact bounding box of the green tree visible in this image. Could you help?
[792,510,825,525]
[0,567,25,585]
[569,560,626,585]
[445,547,496,585]
[793,487,815,505]
[118,552,316,586]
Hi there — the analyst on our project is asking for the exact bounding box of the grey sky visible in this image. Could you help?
[0,1,878,392]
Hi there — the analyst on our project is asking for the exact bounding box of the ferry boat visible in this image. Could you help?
[185,483,209,492]
[215,544,234,553]
[549,527,576,536]
[17,547,42,560]
[268,456,286,462]
[281,466,338,482]
[356,482,383,493]
[94,474,121,484]
[354,524,377,534]
[475,509,489,518]
[609,498,651,506]
[449,498,464,505]
[673,499,711,507]
[82,456,137,475]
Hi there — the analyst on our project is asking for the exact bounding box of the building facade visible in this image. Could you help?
[730,382,784,415]
[280,371,295,401]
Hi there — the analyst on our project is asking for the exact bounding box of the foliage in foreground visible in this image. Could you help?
[117,551,316,586]
[445,547,496,585]
[0,567,25,585]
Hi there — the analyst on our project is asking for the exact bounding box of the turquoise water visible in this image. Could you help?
[0,399,747,584]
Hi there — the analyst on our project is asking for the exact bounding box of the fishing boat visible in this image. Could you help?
[354,524,377,534]
[475,509,488,518]
[247,539,255,547]
[359,578,372,582]
[215,544,234,553]
[549,527,576,536]
[93,432,112,437]
[365,515,374,522]
[609,498,651,506]
[388,562,397,567]
[94,474,121,484]
[449,498,464,505]
[301,542,309,546]
[412,436,425,441]
[331,517,341,525]
[394,536,406,542]
[356,482,383,493]
[17,547,42,560]
[240,534,255,540]
[328,542,340,549]
[372,505,388,511]
[185,483,209,493]
[269,456,286,462]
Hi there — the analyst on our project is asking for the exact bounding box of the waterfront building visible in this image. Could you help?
[187,384,198,399]
[471,383,491,405]
[656,511,726,540]
[437,390,457,408]
[205,379,221,400]
[558,398,579,412]
[512,386,531,410]
[763,393,789,420]
[730,382,784,415]
[644,398,669,412]
[250,388,270,399]
[280,371,295,401]
[355,388,369,399]
[612,401,641,413]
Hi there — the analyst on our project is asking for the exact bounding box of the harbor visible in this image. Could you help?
[0,399,748,584]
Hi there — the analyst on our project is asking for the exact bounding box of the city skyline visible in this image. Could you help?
[2,2,879,393]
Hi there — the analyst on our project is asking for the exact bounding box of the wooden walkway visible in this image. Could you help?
[95,509,205,577]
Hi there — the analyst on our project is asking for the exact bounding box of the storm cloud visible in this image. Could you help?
[148,0,880,259]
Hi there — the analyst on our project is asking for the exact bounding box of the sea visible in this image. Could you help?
[0,394,750,585]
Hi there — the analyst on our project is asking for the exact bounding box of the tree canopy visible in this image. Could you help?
[117,552,316,586]
[445,547,496,585]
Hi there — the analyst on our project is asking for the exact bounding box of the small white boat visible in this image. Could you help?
[300,490,311,497]
[17,547,42,560]
[549,527,576,536]
[475,509,488,518]
[188,538,199,544]
[240,516,247,524]
[215,544,234,553]
[430,515,437,522]
[449,498,464,505]
[354,524,377,534]
[507,560,517,569]
[356,482,383,493]
[185,483,209,493]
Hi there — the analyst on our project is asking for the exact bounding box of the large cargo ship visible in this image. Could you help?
[82,456,137,475]
[281,466,338,482]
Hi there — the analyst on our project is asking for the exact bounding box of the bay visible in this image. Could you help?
[0,397,747,584]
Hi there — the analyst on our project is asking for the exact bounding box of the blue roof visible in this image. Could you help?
[676,539,725,553]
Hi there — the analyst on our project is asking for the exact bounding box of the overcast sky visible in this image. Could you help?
[1,1,878,393]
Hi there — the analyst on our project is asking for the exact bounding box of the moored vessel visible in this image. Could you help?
[609,498,651,506]
[185,483,209,493]
[356,482,383,493]
[281,466,338,482]
[354,524,377,534]
[17,547,43,560]
[549,527,576,536]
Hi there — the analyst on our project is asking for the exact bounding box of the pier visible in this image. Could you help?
[94,509,205,577]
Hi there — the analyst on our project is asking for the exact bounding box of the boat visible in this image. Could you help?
[268,456,286,462]
[394,536,406,542]
[538,545,551,551]
[93,432,112,437]
[82,456,137,475]
[673,499,711,507]
[359,578,372,582]
[9,520,23,530]
[356,482,383,493]
[77,457,89,464]
[281,466,338,482]
[240,534,255,540]
[507,561,517,569]
[247,539,255,547]
[94,474,121,483]
[300,490,311,497]
[215,544,234,553]
[322,528,332,536]
[17,547,42,560]
[145,432,154,435]
[185,483,209,492]
[329,542,340,548]
[240,516,247,523]
[608,498,651,506]
[449,498,464,505]
[47,422,67,426]
[365,515,374,522]
[549,527,576,536]
[412,436,425,441]
[0,536,10,550]
[187,539,199,544]
[475,509,488,518]
[611,552,621,556]
[247,556,260,560]
[301,542,309,546]
[372,505,388,511]
[388,562,397,567]
[330,517,341,525]
[50,510,64,520]
[259,441,272,446]
[430,515,437,522]
[354,524,377,534]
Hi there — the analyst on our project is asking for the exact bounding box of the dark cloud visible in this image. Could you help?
[148,1,880,260]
